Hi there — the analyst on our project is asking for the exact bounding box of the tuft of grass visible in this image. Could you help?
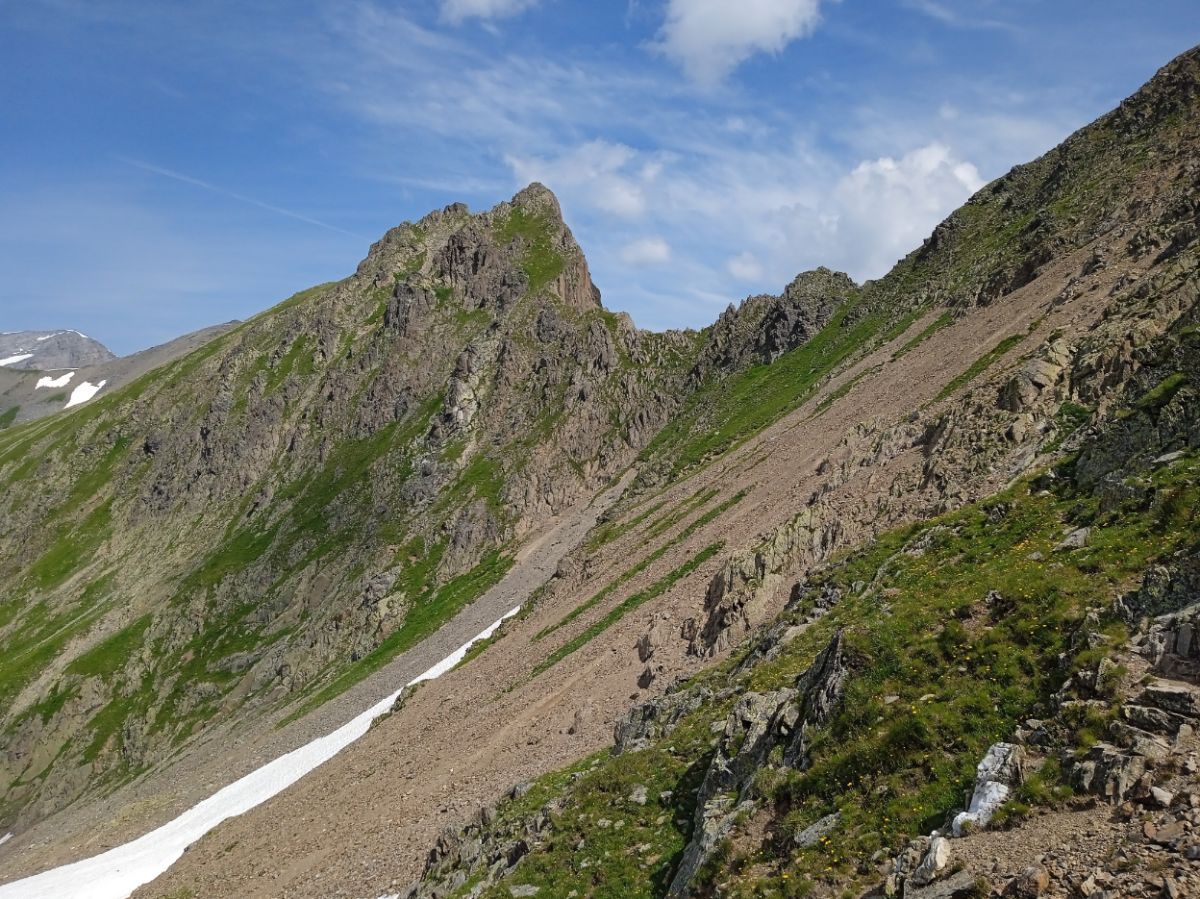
[936,331,1027,402]
[67,615,152,678]
[496,207,565,296]
[1136,371,1187,412]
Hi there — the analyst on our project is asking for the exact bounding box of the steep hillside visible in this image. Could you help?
[0,41,1197,899]
[0,323,238,427]
[87,43,1200,899]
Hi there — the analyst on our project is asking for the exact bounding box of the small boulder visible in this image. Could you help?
[1003,866,1050,897]
[1055,527,1091,552]
[910,836,951,886]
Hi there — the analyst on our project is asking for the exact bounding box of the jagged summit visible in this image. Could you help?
[509,180,564,219]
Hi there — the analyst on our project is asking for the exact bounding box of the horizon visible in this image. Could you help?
[2,1,1198,355]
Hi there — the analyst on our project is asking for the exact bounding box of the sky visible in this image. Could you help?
[1,1,1197,355]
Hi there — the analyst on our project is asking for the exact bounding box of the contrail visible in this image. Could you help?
[117,157,364,239]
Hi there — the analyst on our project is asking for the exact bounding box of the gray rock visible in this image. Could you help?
[910,835,951,886]
[793,811,841,847]
[1054,527,1091,551]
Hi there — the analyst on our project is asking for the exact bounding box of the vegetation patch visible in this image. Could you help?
[538,490,746,643]
[1136,371,1187,412]
[643,296,901,479]
[534,541,724,676]
[67,614,152,679]
[496,207,565,296]
[586,499,668,552]
[284,550,515,724]
[892,310,955,360]
[935,331,1028,402]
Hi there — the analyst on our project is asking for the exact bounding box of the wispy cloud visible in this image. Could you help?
[901,0,1022,34]
[277,1,1084,328]
[440,0,542,25]
[620,236,672,265]
[117,157,364,239]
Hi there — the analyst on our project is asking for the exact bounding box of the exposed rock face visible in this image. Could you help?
[689,506,845,657]
[951,743,1026,836]
[613,682,727,755]
[690,268,857,381]
[666,631,848,897]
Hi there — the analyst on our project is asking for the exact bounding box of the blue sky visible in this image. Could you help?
[1,1,1197,354]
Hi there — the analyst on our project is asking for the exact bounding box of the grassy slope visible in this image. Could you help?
[447,439,1197,898]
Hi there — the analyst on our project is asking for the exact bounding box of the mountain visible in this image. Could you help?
[0,330,116,371]
[0,42,1198,899]
[0,323,239,428]
[0,183,704,832]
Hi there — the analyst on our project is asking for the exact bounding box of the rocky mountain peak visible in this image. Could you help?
[690,266,857,382]
[0,330,115,370]
[509,181,564,220]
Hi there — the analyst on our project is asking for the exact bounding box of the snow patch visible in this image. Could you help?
[0,606,522,899]
[0,833,11,847]
[35,333,60,342]
[36,372,75,390]
[0,354,33,367]
[64,380,106,409]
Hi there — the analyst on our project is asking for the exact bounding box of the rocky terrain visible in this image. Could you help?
[0,39,1197,899]
[0,331,116,371]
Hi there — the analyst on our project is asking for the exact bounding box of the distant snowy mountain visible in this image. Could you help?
[0,329,116,370]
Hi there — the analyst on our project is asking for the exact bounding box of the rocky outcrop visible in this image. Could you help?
[690,268,857,382]
[951,744,1026,836]
[403,784,557,899]
[612,682,726,755]
[687,506,845,657]
[666,631,848,897]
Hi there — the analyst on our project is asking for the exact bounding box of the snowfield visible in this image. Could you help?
[35,372,75,390]
[0,606,521,899]
[0,354,33,367]
[64,379,106,409]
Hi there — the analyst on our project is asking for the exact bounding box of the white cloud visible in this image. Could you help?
[440,0,540,24]
[270,3,1078,331]
[830,142,984,277]
[620,236,672,265]
[656,0,828,85]
[727,251,765,281]
[506,140,659,218]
